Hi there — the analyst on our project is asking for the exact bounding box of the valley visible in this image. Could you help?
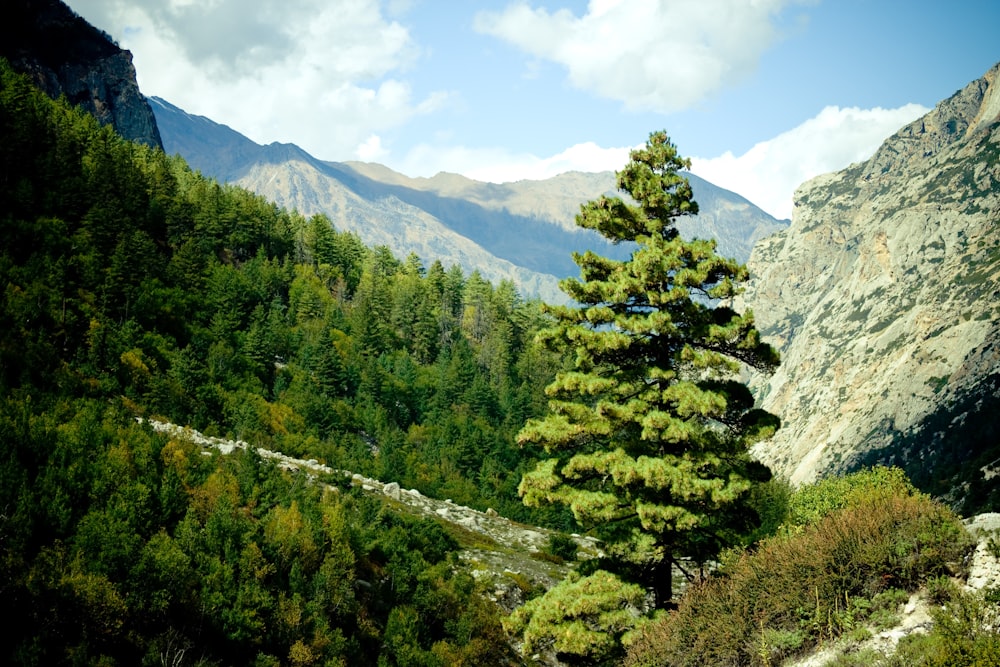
[1,1,999,665]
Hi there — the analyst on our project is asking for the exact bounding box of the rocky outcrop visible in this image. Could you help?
[742,62,1000,493]
[0,0,162,149]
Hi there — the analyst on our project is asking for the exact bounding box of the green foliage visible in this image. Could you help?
[0,54,572,518]
[0,395,514,665]
[823,649,884,667]
[504,569,647,665]
[542,532,580,563]
[0,59,548,664]
[515,130,780,637]
[622,470,974,667]
[783,465,920,529]
[926,575,959,606]
[884,589,1000,667]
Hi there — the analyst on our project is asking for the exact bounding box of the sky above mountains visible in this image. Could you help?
[65,0,998,220]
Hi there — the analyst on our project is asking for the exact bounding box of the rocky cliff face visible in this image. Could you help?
[743,62,1000,495]
[0,0,162,149]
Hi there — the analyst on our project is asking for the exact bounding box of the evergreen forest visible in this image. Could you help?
[2,55,994,667]
[0,58,567,665]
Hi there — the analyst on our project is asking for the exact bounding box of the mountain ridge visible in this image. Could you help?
[149,96,788,301]
[0,0,162,149]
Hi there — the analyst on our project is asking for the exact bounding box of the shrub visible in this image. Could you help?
[784,466,918,529]
[885,588,1000,667]
[544,533,579,562]
[623,470,974,667]
[926,575,959,606]
[824,649,883,666]
[505,570,646,664]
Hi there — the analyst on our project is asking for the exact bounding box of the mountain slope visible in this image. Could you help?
[742,62,1000,499]
[340,162,785,270]
[150,97,787,299]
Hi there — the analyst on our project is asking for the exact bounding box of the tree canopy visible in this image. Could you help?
[511,130,780,662]
[0,58,563,665]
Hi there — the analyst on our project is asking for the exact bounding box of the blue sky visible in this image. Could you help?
[65,0,999,219]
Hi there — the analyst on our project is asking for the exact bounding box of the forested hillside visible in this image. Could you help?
[0,58,567,665]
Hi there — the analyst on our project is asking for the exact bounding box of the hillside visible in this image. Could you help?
[0,56,592,664]
[742,61,1000,505]
[149,96,787,301]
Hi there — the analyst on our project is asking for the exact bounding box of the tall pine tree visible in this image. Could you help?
[517,131,780,613]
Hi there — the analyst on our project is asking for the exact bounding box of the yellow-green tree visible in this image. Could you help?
[517,131,780,624]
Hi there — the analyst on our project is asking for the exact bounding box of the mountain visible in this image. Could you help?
[742,62,1000,506]
[149,96,787,301]
[0,0,162,149]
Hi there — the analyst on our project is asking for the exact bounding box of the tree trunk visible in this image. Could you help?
[652,549,674,609]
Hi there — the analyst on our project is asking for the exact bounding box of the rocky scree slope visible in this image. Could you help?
[141,419,600,611]
[0,0,162,149]
[741,62,1000,494]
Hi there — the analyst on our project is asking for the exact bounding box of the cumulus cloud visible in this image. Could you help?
[689,103,929,219]
[474,0,806,112]
[65,0,448,160]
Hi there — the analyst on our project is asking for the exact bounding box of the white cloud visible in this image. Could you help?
[689,104,929,219]
[474,0,808,112]
[398,140,633,183]
[64,0,447,161]
[356,134,387,162]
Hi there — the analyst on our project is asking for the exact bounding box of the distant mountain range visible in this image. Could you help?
[149,96,787,302]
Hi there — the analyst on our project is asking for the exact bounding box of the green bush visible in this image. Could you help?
[824,649,883,667]
[885,589,1000,667]
[784,466,919,529]
[623,470,974,667]
[543,533,579,562]
[926,575,959,606]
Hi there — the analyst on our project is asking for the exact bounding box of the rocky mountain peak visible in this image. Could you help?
[742,61,1000,494]
[0,0,162,149]
[853,61,1000,188]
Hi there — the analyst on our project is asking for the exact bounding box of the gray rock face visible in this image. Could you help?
[1,0,162,149]
[742,62,1000,488]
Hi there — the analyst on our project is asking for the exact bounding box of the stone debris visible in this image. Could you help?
[138,418,600,595]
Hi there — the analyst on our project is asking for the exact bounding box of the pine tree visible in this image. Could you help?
[517,131,780,613]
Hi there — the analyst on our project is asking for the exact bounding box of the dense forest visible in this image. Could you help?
[0,58,568,664]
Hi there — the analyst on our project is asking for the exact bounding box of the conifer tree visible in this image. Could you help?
[517,131,780,610]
